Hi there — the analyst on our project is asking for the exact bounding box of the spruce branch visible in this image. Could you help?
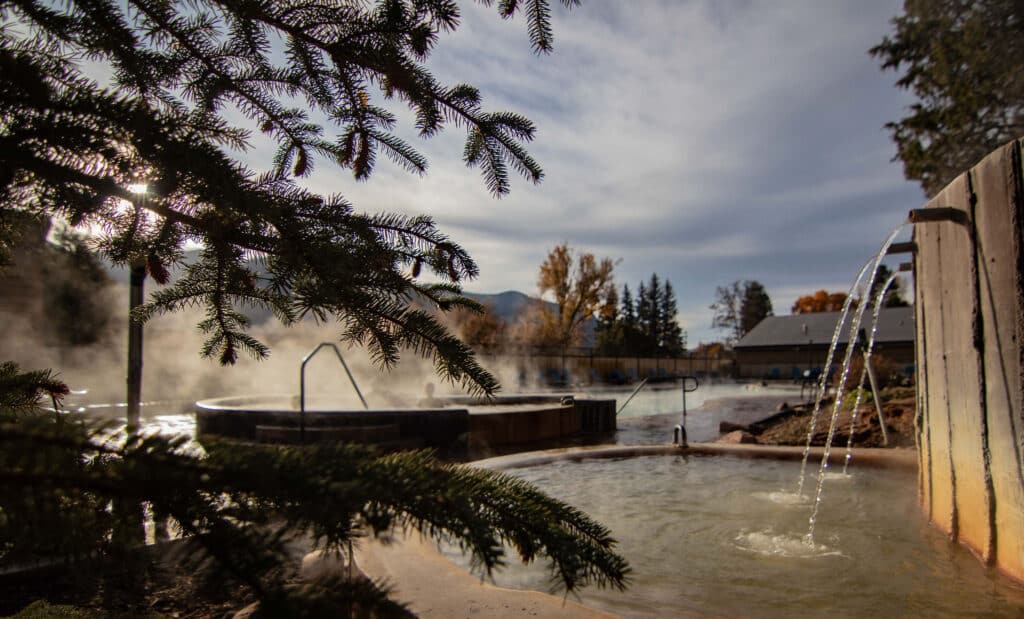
[2,0,572,400]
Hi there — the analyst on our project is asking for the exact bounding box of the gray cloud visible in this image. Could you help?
[301,0,922,345]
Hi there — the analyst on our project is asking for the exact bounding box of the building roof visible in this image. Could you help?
[734,306,915,349]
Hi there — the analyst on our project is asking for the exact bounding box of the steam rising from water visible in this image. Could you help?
[4,281,531,409]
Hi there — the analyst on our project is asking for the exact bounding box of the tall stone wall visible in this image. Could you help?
[915,139,1024,581]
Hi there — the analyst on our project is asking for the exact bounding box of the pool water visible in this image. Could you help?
[586,382,796,420]
[448,455,1024,618]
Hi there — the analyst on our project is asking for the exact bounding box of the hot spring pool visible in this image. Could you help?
[446,455,1024,618]
[597,382,795,420]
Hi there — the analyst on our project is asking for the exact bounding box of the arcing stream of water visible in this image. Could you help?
[840,269,900,474]
[804,223,907,543]
[794,260,871,497]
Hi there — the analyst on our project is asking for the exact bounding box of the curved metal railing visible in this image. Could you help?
[299,342,368,443]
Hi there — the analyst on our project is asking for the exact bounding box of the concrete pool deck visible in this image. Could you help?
[354,529,620,619]
[353,442,917,618]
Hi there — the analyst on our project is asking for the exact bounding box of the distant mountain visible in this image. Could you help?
[104,257,596,346]
[464,290,595,347]
[105,256,540,322]
[463,290,546,324]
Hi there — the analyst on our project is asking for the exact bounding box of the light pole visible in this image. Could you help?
[113,183,150,547]
[125,183,147,434]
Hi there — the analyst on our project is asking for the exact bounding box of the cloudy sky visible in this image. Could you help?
[303,0,923,345]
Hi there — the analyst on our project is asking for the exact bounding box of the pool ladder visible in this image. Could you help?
[673,376,699,447]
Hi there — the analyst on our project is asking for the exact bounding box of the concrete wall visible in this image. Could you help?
[915,139,1024,582]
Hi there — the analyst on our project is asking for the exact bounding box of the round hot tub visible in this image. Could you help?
[194,394,616,455]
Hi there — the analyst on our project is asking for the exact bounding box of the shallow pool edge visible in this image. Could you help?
[472,442,918,472]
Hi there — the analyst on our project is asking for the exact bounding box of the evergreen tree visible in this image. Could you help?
[636,281,649,331]
[739,280,773,337]
[594,285,625,356]
[616,283,643,356]
[1,363,629,615]
[634,281,653,355]
[621,284,637,333]
[610,275,686,357]
[870,264,909,308]
[644,274,662,355]
[658,280,685,355]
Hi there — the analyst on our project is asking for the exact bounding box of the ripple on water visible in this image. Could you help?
[733,528,844,559]
[755,490,811,506]
[822,471,855,482]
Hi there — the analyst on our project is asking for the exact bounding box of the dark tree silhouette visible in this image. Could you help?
[872,0,1024,196]
[710,281,742,345]
[597,276,686,356]
[712,280,771,344]
[870,264,909,308]
[659,280,686,354]
[740,280,773,336]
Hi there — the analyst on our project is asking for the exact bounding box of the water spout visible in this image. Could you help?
[885,241,916,255]
[907,207,969,226]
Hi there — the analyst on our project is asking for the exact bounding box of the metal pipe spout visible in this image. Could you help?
[885,241,916,255]
[908,207,969,226]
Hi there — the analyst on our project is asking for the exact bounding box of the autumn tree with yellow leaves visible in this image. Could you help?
[791,290,852,314]
[534,244,617,348]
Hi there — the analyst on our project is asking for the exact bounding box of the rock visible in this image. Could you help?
[776,401,791,412]
[300,548,355,583]
[719,421,750,433]
[717,430,758,444]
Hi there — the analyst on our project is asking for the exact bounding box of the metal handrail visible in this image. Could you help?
[678,375,699,447]
[299,342,368,444]
[616,378,649,416]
